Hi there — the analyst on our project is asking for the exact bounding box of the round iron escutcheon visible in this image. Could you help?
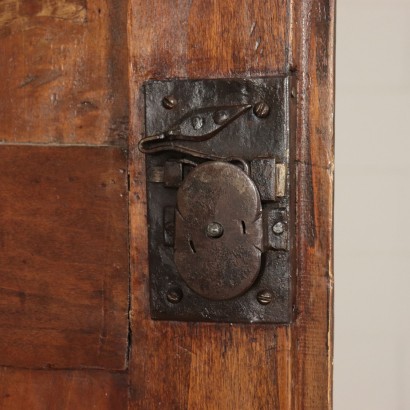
[174,161,263,300]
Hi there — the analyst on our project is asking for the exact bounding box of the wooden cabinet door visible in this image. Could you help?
[0,1,334,409]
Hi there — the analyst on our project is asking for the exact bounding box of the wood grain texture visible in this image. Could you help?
[0,146,129,370]
[128,1,292,409]
[129,0,334,409]
[0,0,334,406]
[290,0,335,408]
[0,368,128,410]
[0,0,128,145]
[130,0,288,80]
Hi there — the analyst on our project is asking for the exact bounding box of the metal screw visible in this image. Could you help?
[162,95,177,109]
[272,222,284,235]
[206,222,224,238]
[191,116,204,130]
[213,110,229,125]
[253,102,270,118]
[167,288,183,304]
[291,87,296,98]
[257,290,273,305]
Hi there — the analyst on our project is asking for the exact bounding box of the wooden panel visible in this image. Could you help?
[128,1,292,409]
[0,146,129,370]
[0,368,128,410]
[129,0,334,409]
[290,0,335,408]
[130,0,287,80]
[0,0,128,145]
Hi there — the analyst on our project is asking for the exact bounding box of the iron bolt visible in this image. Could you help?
[257,290,273,305]
[167,288,183,304]
[162,95,177,109]
[272,222,284,235]
[253,102,270,118]
[213,110,229,125]
[206,222,224,238]
[192,116,204,130]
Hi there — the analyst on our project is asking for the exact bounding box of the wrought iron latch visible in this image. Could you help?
[139,76,296,323]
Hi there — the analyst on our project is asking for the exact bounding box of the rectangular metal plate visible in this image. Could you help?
[144,76,295,323]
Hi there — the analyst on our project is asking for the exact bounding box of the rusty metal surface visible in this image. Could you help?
[142,76,295,323]
[263,206,288,251]
[250,158,277,201]
[163,161,183,187]
[142,77,289,161]
[139,104,252,159]
[175,162,263,300]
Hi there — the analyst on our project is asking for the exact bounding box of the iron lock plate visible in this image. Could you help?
[141,76,296,323]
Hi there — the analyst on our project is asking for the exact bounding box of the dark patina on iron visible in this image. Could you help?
[174,161,263,301]
[140,76,296,323]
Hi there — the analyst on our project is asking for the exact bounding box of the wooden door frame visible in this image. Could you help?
[0,0,334,408]
[128,0,335,408]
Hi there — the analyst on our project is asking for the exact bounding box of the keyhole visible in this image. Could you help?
[189,239,196,253]
[241,220,247,234]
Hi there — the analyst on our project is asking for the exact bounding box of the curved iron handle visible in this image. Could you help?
[138,104,252,159]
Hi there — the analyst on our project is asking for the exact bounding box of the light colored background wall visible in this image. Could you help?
[334,1,410,409]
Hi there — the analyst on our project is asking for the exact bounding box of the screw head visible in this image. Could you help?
[291,87,296,98]
[167,288,183,304]
[257,290,273,305]
[213,110,229,125]
[206,222,224,238]
[272,222,284,235]
[253,102,270,118]
[162,95,177,109]
[191,115,204,130]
